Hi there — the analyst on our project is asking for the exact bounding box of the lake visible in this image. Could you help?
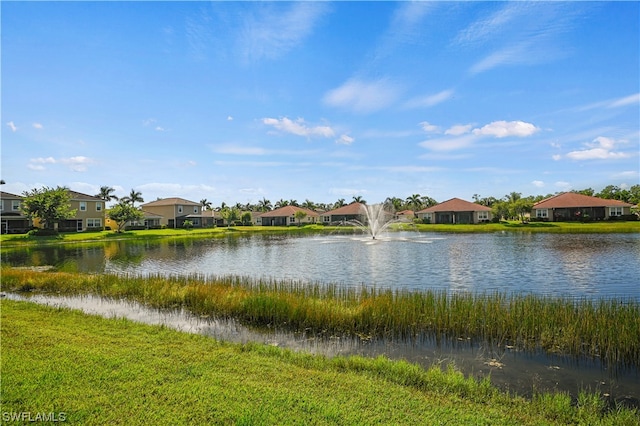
[3,231,639,300]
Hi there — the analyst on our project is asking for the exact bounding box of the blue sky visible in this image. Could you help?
[2,1,639,207]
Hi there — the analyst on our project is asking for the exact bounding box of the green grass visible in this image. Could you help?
[4,268,639,367]
[2,300,638,425]
[1,221,637,248]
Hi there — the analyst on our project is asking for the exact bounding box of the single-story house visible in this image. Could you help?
[0,191,31,233]
[531,192,634,221]
[258,206,319,226]
[416,198,492,224]
[141,197,203,228]
[319,202,367,225]
[395,210,416,221]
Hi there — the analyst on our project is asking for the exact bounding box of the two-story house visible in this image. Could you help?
[0,191,31,233]
[141,197,202,228]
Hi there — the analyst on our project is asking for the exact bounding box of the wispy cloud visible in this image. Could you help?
[576,93,640,111]
[6,121,17,132]
[239,3,329,62]
[458,2,583,75]
[28,156,94,172]
[32,123,43,129]
[335,134,354,145]
[323,78,401,114]
[262,117,335,138]
[404,89,454,109]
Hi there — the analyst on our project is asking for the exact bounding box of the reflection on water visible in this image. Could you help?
[5,292,639,406]
[3,232,639,299]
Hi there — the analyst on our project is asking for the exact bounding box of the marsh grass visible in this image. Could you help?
[3,268,639,367]
[4,300,638,425]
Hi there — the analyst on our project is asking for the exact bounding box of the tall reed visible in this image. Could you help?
[3,267,639,367]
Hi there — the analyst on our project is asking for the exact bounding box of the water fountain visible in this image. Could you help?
[345,203,409,239]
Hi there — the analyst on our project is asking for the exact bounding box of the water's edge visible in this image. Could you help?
[4,292,639,407]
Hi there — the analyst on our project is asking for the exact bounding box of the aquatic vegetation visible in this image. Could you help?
[3,268,639,367]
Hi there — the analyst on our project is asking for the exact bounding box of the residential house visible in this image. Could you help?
[531,192,634,221]
[395,210,416,221]
[0,191,30,233]
[104,209,163,231]
[319,202,367,225]
[57,191,105,232]
[258,206,318,226]
[141,197,202,228]
[416,198,492,224]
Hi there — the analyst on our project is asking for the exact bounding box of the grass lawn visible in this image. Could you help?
[2,300,638,425]
[1,221,638,248]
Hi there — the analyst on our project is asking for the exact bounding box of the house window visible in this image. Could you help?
[80,202,87,211]
[96,202,102,212]
[178,205,183,214]
[12,200,20,211]
[0,201,4,211]
[609,207,623,216]
[193,206,198,213]
[536,209,548,218]
[87,218,102,228]
[290,216,295,223]
[323,216,330,222]
[477,211,489,221]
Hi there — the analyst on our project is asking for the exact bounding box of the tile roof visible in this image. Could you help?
[259,205,319,218]
[68,190,102,201]
[533,192,633,209]
[323,202,365,216]
[142,197,200,207]
[417,198,491,213]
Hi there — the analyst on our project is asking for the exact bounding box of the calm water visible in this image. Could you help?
[3,231,639,299]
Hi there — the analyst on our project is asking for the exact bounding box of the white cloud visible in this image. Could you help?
[60,156,94,172]
[323,78,401,114]
[419,134,477,152]
[6,121,17,132]
[552,154,562,161]
[405,89,454,108]
[155,126,166,132]
[336,134,354,145]
[445,124,473,136]
[564,136,631,161]
[227,116,234,121]
[27,156,94,172]
[531,180,545,188]
[214,145,268,155]
[32,123,43,129]
[555,181,571,190]
[419,121,440,133]
[472,120,539,138]
[262,117,334,138]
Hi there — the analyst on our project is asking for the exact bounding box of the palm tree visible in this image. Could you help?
[95,186,119,231]
[301,199,316,210]
[121,189,144,207]
[275,199,290,208]
[200,199,212,211]
[333,199,346,209]
[420,195,437,208]
[289,199,299,207]
[352,196,366,204]
[257,198,272,212]
[406,194,422,211]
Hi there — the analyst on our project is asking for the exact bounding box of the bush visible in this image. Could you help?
[27,228,59,237]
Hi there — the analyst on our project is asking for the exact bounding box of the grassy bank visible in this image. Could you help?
[1,221,638,248]
[2,300,638,425]
[4,269,639,367]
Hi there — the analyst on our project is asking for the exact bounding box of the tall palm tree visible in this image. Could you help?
[334,198,346,209]
[200,199,212,211]
[406,194,422,211]
[121,189,144,207]
[95,186,119,231]
[301,199,316,210]
[275,199,290,208]
[257,198,272,212]
[352,195,366,204]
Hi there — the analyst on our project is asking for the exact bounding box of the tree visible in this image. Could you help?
[200,199,212,211]
[121,189,144,207]
[384,197,403,211]
[21,186,76,231]
[406,194,422,211]
[96,186,119,231]
[257,198,272,212]
[275,199,290,208]
[294,210,307,226]
[301,199,316,210]
[220,206,240,227]
[333,199,346,209]
[108,201,144,232]
[241,211,253,225]
[352,196,366,204]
